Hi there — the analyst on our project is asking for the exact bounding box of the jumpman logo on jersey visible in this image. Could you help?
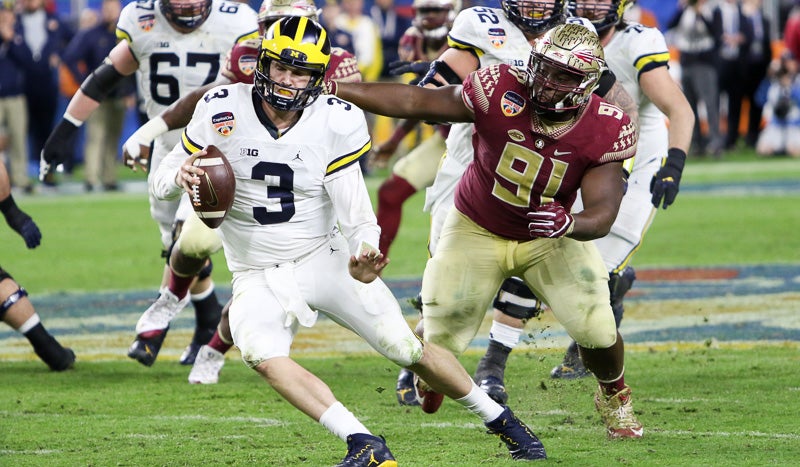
[329,245,339,255]
[292,151,303,162]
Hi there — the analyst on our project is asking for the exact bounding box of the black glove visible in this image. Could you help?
[1,196,42,249]
[650,148,686,210]
[388,60,431,77]
[40,118,80,181]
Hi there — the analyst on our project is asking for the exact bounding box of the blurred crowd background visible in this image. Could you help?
[2,0,800,195]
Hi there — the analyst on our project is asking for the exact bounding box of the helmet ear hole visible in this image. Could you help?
[255,16,331,111]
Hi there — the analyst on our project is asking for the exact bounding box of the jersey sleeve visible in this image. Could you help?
[625,24,670,78]
[446,7,491,58]
[114,2,142,44]
[599,110,638,164]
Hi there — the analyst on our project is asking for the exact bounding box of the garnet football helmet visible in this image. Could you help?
[569,0,631,33]
[526,22,605,113]
[160,0,212,31]
[254,16,331,111]
[501,0,567,36]
[257,0,319,36]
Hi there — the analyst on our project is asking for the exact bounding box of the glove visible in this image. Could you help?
[3,205,41,249]
[527,202,574,238]
[650,148,687,210]
[388,60,431,77]
[40,118,81,181]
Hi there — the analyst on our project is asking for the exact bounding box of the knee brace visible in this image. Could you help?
[493,277,542,320]
[197,258,214,281]
[1,287,28,321]
[609,266,636,328]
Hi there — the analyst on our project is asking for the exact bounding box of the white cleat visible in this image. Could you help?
[188,345,225,384]
[135,288,190,335]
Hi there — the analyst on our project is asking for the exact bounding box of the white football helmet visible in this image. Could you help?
[526,22,605,113]
[412,0,459,40]
[160,0,212,31]
[570,0,632,33]
[501,0,567,36]
[257,0,319,35]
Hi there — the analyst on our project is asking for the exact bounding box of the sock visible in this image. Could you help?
[376,175,417,256]
[454,384,505,423]
[488,320,522,349]
[319,401,371,442]
[597,370,626,397]
[207,330,233,354]
[474,339,512,382]
[167,272,194,300]
[191,287,222,345]
[23,320,71,370]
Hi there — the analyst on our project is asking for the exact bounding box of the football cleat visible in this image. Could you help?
[336,433,397,467]
[414,373,444,414]
[127,328,169,367]
[188,345,226,384]
[550,344,592,379]
[47,348,76,372]
[395,368,420,406]
[594,385,644,439]
[134,288,190,335]
[485,406,547,460]
[179,342,202,365]
[478,376,509,405]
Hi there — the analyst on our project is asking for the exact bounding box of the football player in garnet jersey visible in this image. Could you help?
[330,23,644,440]
[40,0,259,368]
[120,0,362,375]
[151,16,548,464]
[1,160,74,371]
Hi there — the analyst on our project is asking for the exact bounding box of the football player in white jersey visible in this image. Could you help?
[544,0,694,378]
[151,16,548,463]
[120,0,362,378]
[392,0,639,406]
[40,0,259,367]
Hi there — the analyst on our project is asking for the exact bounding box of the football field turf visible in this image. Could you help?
[1,151,799,465]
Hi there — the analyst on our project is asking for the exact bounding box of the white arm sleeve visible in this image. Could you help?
[324,164,381,256]
[151,144,189,201]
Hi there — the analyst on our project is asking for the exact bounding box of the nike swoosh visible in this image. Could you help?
[554,150,571,156]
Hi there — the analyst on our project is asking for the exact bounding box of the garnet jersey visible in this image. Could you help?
[454,64,637,241]
[116,0,258,145]
[604,22,671,171]
[151,83,375,271]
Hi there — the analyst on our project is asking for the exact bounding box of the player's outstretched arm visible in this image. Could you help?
[41,41,138,180]
[331,81,472,123]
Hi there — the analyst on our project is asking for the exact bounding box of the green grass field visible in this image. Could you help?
[2,147,800,465]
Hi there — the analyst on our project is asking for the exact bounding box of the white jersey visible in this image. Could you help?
[116,0,258,149]
[426,7,532,211]
[604,22,671,173]
[151,83,377,272]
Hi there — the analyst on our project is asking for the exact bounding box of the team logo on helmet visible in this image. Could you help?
[138,14,155,32]
[488,28,507,48]
[211,112,235,136]
[501,91,525,117]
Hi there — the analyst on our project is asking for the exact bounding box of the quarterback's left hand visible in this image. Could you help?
[4,209,41,249]
[349,245,389,283]
[528,202,574,238]
[650,148,687,210]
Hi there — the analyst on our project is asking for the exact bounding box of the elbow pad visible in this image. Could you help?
[418,60,463,88]
[80,58,126,101]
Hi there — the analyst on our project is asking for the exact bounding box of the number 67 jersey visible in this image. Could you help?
[116,0,258,124]
[153,83,375,272]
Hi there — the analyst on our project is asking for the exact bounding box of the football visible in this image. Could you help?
[190,145,235,229]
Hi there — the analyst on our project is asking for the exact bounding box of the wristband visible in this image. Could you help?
[63,112,84,127]
[124,116,168,157]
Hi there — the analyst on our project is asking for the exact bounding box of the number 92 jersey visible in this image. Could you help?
[161,84,373,271]
[116,0,258,121]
